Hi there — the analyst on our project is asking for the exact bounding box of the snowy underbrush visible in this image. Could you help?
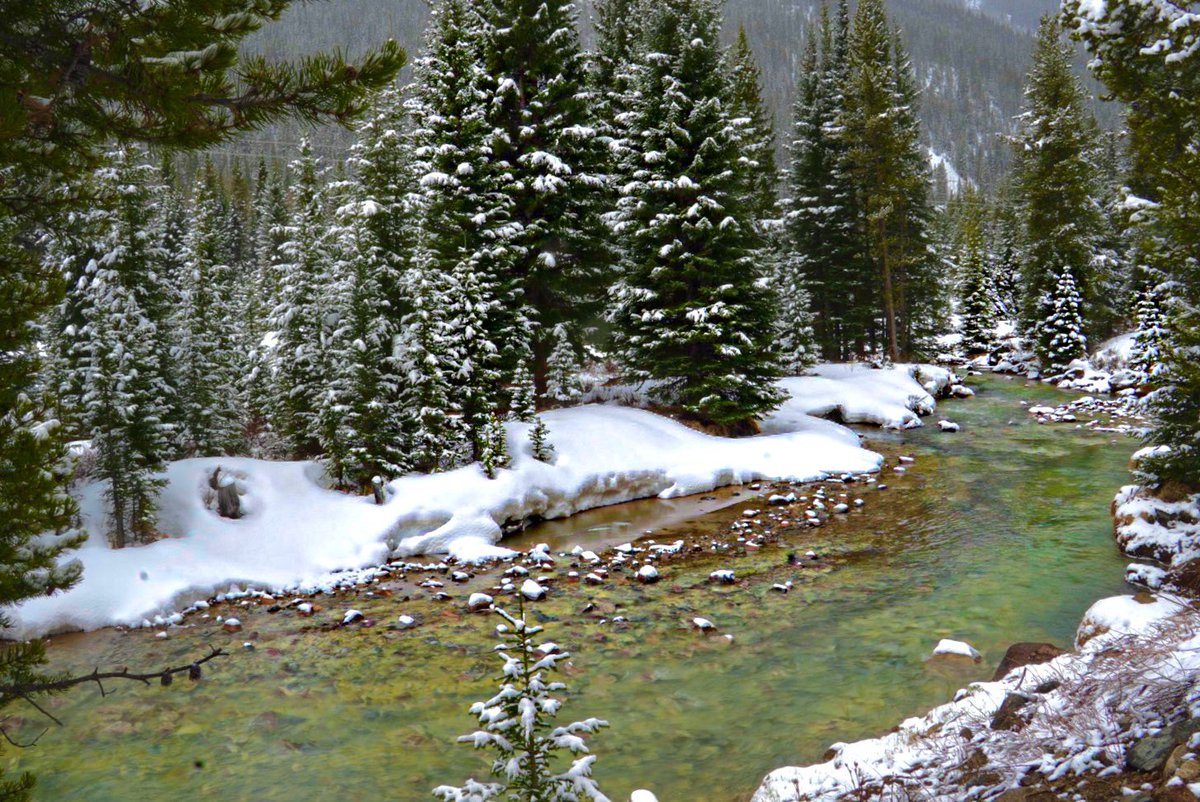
[6,366,955,638]
[754,594,1200,802]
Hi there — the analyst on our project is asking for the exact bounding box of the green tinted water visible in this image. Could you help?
[6,375,1134,801]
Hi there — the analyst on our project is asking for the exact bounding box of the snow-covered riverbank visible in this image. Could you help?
[754,446,1200,802]
[5,364,956,639]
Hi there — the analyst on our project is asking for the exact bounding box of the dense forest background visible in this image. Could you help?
[219,0,1117,196]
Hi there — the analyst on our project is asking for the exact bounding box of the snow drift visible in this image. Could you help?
[6,365,950,638]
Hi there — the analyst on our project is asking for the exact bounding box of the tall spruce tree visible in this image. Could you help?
[957,197,997,356]
[319,193,409,489]
[407,0,510,460]
[477,0,611,392]
[727,24,778,226]
[1044,266,1088,372]
[1013,16,1102,363]
[785,1,867,360]
[77,152,174,546]
[611,0,784,427]
[840,0,936,361]
[176,160,244,455]
[271,141,333,457]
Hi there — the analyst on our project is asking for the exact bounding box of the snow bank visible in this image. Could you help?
[754,594,1199,802]
[765,364,952,432]
[7,366,954,638]
[1113,483,1200,569]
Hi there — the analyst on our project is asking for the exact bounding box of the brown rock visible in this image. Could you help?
[991,642,1067,681]
[1178,759,1200,783]
[1153,786,1199,802]
[1165,744,1189,779]
[990,693,1032,731]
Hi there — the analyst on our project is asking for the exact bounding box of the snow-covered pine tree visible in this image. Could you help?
[509,360,537,424]
[432,601,609,802]
[1014,16,1102,363]
[544,324,583,406]
[988,181,1024,323]
[957,200,997,356]
[270,140,333,457]
[147,156,189,445]
[479,412,511,480]
[244,160,291,432]
[399,251,459,474]
[727,24,777,227]
[318,191,409,490]
[611,0,784,428]
[785,0,868,361]
[887,31,944,358]
[1043,266,1088,373]
[768,224,819,374]
[356,83,419,315]
[176,160,246,456]
[477,0,611,392]
[1129,283,1168,380]
[54,150,175,546]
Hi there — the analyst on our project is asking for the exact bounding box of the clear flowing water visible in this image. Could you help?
[6,375,1135,801]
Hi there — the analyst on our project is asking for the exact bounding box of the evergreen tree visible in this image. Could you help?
[611,0,784,427]
[399,254,459,474]
[477,0,611,392]
[785,1,867,360]
[244,161,291,429]
[957,199,997,356]
[510,361,537,424]
[988,181,1024,322]
[73,152,174,546]
[319,194,409,489]
[768,224,819,374]
[727,24,777,226]
[433,601,609,802]
[408,0,511,455]
[1065,0,1200,486]
[479,412,511,480]
[271,141,332,457]
[544,325,583,406]
[1129,284,1168,380]
[1013,16,1102,362]
[176,161,245,456]
[840,0,937,361]
[1044,266,1088,373]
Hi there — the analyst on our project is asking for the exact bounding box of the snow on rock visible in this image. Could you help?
[520,579,546,601]
[6,367,959,639]
[937,420,960,432]
[1113,484,1200,569]
[931,638,981,661]
[636,565,660,584]
[630,791,659,802]
[341,609,364,625]
[1075,593,1190,650]
[467,593,494,612]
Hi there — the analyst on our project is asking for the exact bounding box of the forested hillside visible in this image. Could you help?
[234,0,1110,192]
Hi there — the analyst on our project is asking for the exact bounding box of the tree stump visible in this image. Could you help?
[209,467,242,519]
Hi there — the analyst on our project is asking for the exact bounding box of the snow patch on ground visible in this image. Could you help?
[6,366,954,638]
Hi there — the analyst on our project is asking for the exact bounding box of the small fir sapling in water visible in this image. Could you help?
[432,598,609,802]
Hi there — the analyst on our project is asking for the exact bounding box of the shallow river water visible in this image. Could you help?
[7,375,1136,801]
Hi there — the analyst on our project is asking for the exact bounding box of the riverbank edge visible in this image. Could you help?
[753,443,1200,801]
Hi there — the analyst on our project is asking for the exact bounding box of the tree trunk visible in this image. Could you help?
[878,220,900,363]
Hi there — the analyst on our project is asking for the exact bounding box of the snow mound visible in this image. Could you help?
[7,367,942,637]
[1075,593,1190,649]
[765,364,953,432]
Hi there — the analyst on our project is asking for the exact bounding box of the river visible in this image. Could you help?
[5,374,1135,801]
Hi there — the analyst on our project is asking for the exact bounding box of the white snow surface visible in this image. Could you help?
[6,366,955,638]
